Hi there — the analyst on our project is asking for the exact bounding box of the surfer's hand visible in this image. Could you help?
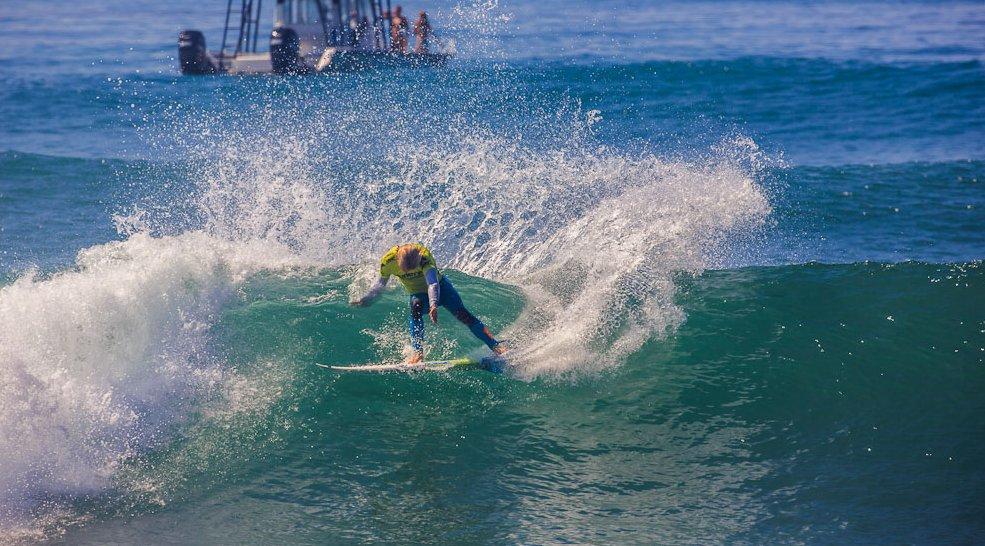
[429,306,439,324]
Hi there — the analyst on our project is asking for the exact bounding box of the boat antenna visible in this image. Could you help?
[370,0,386,51]
[235,0,250,54]
[385,0,392,52]
[313,0,332,47]
[333,0,343,45]
[252,0,263,51]
[219,0,235,66]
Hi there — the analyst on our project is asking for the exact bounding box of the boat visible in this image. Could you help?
[178,0,453,75]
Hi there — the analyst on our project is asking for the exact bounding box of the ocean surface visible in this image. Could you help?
[1,0,984,543]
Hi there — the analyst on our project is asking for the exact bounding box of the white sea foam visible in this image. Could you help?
[0,232,310,537]
[325,134,770,376]
[181,119,770,377]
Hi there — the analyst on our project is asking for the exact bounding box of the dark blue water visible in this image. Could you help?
[1,1,983,543]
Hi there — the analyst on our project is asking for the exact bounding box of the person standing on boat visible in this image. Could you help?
[346,10,361,47]
[413,11,432,54]
[357,15,372,50]
[347,10,371,50]
[390,5,409,54]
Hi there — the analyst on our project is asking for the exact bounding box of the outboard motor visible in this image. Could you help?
[270,27,309,74]
[178,30,219,75]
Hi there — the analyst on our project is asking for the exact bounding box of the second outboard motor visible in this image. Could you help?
[270,28,309,74]
[178,30,219,75]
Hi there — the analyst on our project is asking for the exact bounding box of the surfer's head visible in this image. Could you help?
[397,244,422,272]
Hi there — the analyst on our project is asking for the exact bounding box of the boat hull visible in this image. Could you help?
[179,32,451,76]
[316,49,450,72]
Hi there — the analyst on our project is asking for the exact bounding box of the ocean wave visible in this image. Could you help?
[165,104,771,375]
[0,232,313,539]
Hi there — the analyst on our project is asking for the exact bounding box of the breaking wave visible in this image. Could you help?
[0,74,770,539]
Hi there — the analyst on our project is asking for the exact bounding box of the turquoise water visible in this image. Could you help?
[1,1,984,543]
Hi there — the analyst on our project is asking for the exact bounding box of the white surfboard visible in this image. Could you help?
[318,355,505,373]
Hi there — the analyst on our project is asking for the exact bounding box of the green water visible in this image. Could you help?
[42,262,980,544]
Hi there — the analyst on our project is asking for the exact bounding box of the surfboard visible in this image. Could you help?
[318,355,506,373]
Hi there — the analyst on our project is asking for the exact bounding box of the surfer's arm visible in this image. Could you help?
[425,268,440,324]
[354,276,388,306]
[425,268,440,309]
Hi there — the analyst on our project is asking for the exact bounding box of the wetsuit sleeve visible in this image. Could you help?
[360,276,389,304]
[425,268,440,308]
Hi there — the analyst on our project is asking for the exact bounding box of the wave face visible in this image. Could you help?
[1,0,984,542]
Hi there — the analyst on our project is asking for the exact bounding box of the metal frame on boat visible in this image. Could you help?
[178,0,453,75]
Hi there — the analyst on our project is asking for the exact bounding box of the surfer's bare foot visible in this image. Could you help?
[492,344,507,355]
[405,352,424,364]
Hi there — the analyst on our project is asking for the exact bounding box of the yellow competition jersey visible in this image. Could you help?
[380,243,443,294]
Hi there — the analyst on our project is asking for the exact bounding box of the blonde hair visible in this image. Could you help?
[396,245,422,272]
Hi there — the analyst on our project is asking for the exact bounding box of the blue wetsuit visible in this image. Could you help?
[408,271,499,352]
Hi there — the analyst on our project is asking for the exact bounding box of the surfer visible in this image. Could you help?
[389,5,409,54]
[352,243,506,363]
[413,11,432,54]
